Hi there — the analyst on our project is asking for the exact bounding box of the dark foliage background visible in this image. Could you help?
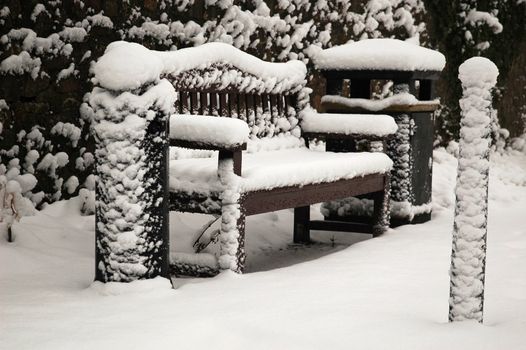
[0,0,524,206]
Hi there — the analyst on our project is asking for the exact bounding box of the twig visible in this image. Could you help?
[192,215,220,253]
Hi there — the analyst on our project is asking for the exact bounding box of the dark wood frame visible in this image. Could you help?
[168,64,393,274]
[322,69,440,101]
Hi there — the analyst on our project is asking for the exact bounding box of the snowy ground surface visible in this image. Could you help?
[1,147,525,350]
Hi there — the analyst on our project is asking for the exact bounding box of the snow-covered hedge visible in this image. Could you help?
[0,0,427,219]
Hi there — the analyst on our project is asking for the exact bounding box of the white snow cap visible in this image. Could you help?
[5,180,22,194]
[93,41,307,91]
[458,57,499,86]
[93,41,164,91]
[311,39,446,72]
[170,114,250,148]
[301,109,397,137]
[158,42,307,83]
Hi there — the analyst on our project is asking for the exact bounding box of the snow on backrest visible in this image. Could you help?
[93,41,310,151]
[163,45,309,144]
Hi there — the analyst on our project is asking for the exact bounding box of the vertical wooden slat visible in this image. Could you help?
[229,93,238,119]
[253,94,263,137]
[209,92,218,116]
[245,94,254,126]
[238,93,246,122]
[270,94,277,120]
[190,92,197,114]
[285,95,295,115]
[199,92,207,115]
[219,93,228,117]
[276,94,284,115]
[262,94,270,115]
[179,91,187,114]
[178,91,183,114]
[254,94,262,118]
[261,94,270,137]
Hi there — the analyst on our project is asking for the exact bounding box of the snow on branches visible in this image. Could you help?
[459,2,503,53]
[449,57,499,323]
[0,174,37,241]
[1,1,428,211]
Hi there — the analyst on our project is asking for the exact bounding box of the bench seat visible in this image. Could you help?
[169,148,393,195]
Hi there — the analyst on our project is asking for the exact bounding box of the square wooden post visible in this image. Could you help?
[294,206,310,243]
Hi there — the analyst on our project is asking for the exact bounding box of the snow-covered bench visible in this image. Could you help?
[88,41,397,281]
[165,44,397,275]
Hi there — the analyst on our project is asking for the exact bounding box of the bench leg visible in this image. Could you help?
[294,206,310,244]
[372,176,391,237]
[217,155,246,273]
[235,208,246,273]
[218,202,246,273]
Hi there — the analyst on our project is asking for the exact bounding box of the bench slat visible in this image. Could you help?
[219,93,228,117]
[209,92,218,116]
[229,93,238,119]
[243,174,385,216]
[270,94,278,122]
[199,92,207,115]
[308,220,373,234]
[246,94,255,127]
[190,92,197,114]
[238,93,247,122]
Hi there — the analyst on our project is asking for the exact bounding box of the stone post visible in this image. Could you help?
[449,57,499,322]
[88,77,175,282]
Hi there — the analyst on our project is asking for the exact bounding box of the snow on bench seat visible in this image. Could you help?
[169,148,393,194]
[170,114,249,148]
[310,38,445,72]
[301,109,397,137]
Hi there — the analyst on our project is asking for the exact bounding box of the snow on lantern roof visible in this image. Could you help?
[93,41,307,91]
[310,39,446,72]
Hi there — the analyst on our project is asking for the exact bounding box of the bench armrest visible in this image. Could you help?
[301,110,398,141]
[170,114,249,151]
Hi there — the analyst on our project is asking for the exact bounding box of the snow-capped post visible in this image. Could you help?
[449,57,499,323]
[87,42,176,282]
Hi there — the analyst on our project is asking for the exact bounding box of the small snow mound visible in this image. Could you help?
[93,41,163,91]
[170,114,249,147]
[88,277,172,296]
[458,57,499,86]
[5,180,21,194]
[301,108,398,137]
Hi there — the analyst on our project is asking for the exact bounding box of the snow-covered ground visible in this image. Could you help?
[1,147,525,350]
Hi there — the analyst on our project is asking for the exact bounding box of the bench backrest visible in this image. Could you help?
[164,45,309,146]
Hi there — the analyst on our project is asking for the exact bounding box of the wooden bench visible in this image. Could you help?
[165,45,397,275]
[89,42,399,281]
